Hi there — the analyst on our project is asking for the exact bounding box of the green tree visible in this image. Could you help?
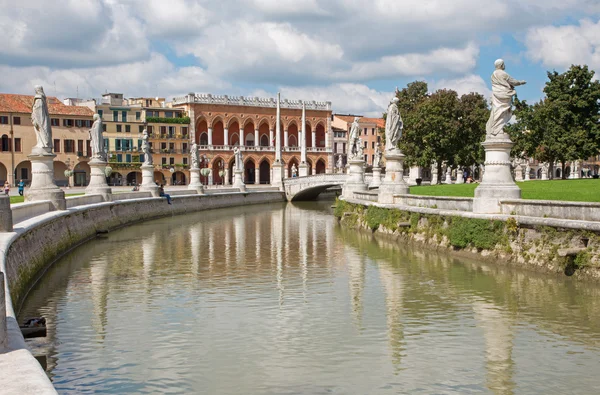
[455,92,489,167]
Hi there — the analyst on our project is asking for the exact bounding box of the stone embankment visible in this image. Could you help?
[337,196,600,281]
[0,190,285,394]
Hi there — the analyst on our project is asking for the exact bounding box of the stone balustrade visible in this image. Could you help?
[172,93,332,111]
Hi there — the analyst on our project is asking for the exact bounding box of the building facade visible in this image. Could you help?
[171,93,334,185]
[0,94,94,187]
[332,115,384,167]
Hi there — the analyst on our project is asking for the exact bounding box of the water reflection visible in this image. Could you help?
[19,201,600,394]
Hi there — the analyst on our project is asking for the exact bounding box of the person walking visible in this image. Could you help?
[3,181,10,195]
[18,179,25,196]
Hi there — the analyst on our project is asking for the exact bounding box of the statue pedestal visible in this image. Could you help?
[514,164,524,182]
[140,164,159,197]
[188,168,205,194]
[378,151,409,204]
[0,195,12,232]
[25,153,66,210]
[524,168,531,181]
[541,167,549,180]
[456,169,464,184]
[473,137,521,214]
[272,161,283,190]
[298,162,309,177]
[343,159,367,199]
[444,169,452,184]
[233,168,247,192]
[85,159,112,201]
[370,167,382,187]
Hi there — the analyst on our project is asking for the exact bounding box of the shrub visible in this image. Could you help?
[447,217,505,250]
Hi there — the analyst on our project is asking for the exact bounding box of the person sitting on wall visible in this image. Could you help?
[158,184,171,205]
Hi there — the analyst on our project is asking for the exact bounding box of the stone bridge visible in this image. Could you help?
[283,173,373,201]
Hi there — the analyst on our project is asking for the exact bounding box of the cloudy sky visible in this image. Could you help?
[1,0,599,116]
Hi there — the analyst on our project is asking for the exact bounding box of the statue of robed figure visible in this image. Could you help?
[486,59,526,138]
[141,129,153,165]
[385,97,402,153]
[89,114,105,161]
[31,85,52,154]
[348,117,361,160]
[190,142,199,169]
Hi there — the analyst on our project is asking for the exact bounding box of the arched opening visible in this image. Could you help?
[108,172,123,186]
[74,162,91,186]
[1,134,10,152]
[172,171,186,185]
[259,122,270,147]
[126,171,142,186]
[212,158,225,185]
[154,171,165,185]
[195,119,208,144]
[305,123,313,148]
[199,132,208,146]
[260,135,269,147]
[243,122,255,146]
[259,160,270,184]
[315,123,326,148]
[230,133,240,146]
[288,123,298,147]
[0,162,7,184]
[555,168,561,179]
[288,157,299,178]
[15,161,31,184]
[53,161,69,187]
[212,120,224,146]
[228,159,235,184]
[315,159,326,174]
[228,121,240,146]
[307,159,313,175]
[245,159,256,184]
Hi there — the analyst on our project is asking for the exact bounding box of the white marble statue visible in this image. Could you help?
[233,146,243,171]
[525,163,531,180]
[348,117,361,159]
[89,114,104,161]
[190,142,199,169]
[385,97,403,152]
[31,85,52,154]
[336,155,343,171]
[141,128,153,165]
[373,145,382,168]
[486,59,526,138]
[291,164,298,177]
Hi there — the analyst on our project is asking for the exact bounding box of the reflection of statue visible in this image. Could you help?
[141,129,152,165]
[190,142,199,169]
[373,145,382,168]
[348,117,361,159]
[31,85,52,154]
[89,114,104,161]
[486,59,526,138]
[291,164,298,177]
[233,146,243,171]
[385,97,403,152]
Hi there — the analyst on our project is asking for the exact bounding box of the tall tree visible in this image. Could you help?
[455,92,489,167]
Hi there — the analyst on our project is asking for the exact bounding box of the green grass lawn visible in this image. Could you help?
[9,193,84,204]
[410,179,600,202]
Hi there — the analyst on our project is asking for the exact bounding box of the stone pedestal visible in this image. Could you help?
[298,162,309,177]
[272,162,283,190]
[140,164,159,197]
[233,168,247,192]
[444,167,452,184]
[343,158,368,198]
[85,159,112,201]
[378,151,409,204]
[188,168,205,194]
[0,195,12,232]
[224,169,230,186]
[473,137,521,214]
[24,153,66,210]
[524,168,531,181]
[456,169,464,184]
[370,167,382,188]
[514,164,524,182]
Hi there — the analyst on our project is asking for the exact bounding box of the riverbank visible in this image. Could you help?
[335,199,600,281]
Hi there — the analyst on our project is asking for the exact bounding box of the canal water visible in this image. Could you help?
[20,202,600,394]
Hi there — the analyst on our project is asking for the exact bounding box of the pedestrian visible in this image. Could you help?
[18,179,25,196]
[3,181,10,195]
[158,184,171,205]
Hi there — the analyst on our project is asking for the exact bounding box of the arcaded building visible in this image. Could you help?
[171,93,334,185]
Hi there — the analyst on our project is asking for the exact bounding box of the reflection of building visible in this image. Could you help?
[0,93,94,186]
[172,93,333,185]
[332,115,383,166]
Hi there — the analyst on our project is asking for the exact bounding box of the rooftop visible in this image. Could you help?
[0,93,94,117]
[334,114,384,128]
[172,93,332,111]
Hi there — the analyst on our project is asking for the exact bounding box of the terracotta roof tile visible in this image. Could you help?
[0,93,94,117]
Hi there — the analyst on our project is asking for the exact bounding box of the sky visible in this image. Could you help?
[1,0,600,117]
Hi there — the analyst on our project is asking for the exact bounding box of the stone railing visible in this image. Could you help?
[11,201,54,224]
[394,194,474,212]
[500,199,600,222]
[283,173,348,186]
[65,195,104,209]
[172,93,332,111]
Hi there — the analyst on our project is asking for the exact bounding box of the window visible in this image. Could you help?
[125,154,131,163]
[363,128,367,135]
[364,141,367,148]
[372,154,375,164]
[13,116,20,125]
[161,142,167,150]
[113,111,118,122]
[364,154,368,162]
[372,128,375,135]
[334,142,338,152]
[342,143,346,153]
[162,157,167,165]
[116,139,122,151]
[136,112,141,120]
[160,126,167,135]
[102,123,106,132]
[1,135,10,151]
[75,119,82,127]
[138,139,143,150]
[117,154,123,163]
[182,127,188,136]
[116,124,122,133]
[125,125,131,133]
[168,126,175,136]
[122,111,127,122]
[98,109,103,118]
[51,118,59,126]
[14,138,21,152]
[165,111,173,118]
[169,142,175,151]
[170,157,175,165]
[54,139,61,153]
[139,125,144,133]
[146,99,152,107]
[377,136,381,143]
[183,157,188,165]
[64,139,75,153]
[77,140,84,155]
[140,154,145,163]
[0,116,8,124]
[372,142,375,149]
[63,119,74,127]
[103,138,109,152]
[147,125,153,134]
[182,142,188,153]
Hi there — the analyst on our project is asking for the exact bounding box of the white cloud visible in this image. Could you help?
[525,19,600,70]
[430,75,492,98]
[247,0,328,17]
[133,0,212,37]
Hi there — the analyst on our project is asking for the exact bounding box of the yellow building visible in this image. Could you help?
[0,93,94,187]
